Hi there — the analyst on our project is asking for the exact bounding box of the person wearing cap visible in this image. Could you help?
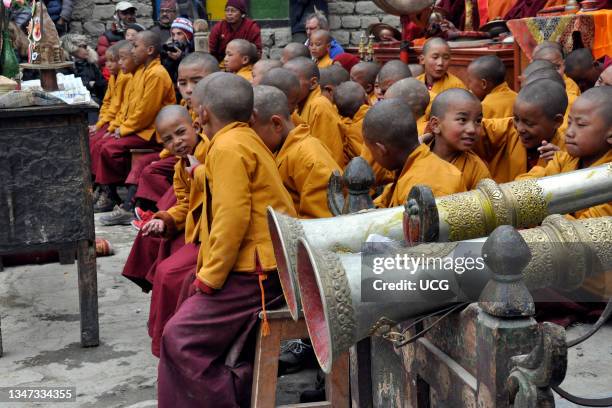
[96,1,138,78]
[161,17,194,85]
[151,0,177,44]
[208,0,262,63]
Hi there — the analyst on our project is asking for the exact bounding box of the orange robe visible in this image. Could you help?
[564,74,581,98]
[106,73,132,132]
[477,117,566,183]
[340,104,369,166]
[515,150,612,218]
[119,58,176,141]
[291,110,305,126]
[317,54,333,68]
[96,73,131,128]
[236,65,253,82]
[368,92,378,106]
[481,82,517,119]
[276,124,341,218]
[360,143,395,187]
[416,72,467,94]
[374,144,467,208]
[449,150,492,190]
[299,87,345,166]
[195,122,296,289]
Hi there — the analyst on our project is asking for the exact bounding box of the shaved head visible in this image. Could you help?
[179,52,220,73]
[430,88,480,118]
[385,78,430,118]
[468,55,506,86]
[155,104,192,127]
[311,29,331,44]
[115,39,132,51]
[137,30,162,55]
[522,68,565,88]
[408,63,424,77]
[282,42,310,63]
[533,41,564,58]
[253,85,291,121]
[377,60,412,94]
[363,98,418,149]
[578,86,612,127]
[334,81,367,118]
[194,72,253,122]
[253,59,282,72]
[523,59,557,77]
[227,39,258,63]
[284,56,320,80]
[350,61,380,93]
[319,65,349,88]
[517,79,568,119]
[565,48,602,91]
[422,37,450,56]
[260,68,300,97]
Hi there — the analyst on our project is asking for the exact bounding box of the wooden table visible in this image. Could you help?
[0,104,99,350]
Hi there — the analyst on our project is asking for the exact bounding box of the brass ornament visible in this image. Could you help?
[436,191,489,241]
[476,178,513,227]
[502,180,548,228]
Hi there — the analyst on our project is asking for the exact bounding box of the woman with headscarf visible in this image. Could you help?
[208,0,262,62]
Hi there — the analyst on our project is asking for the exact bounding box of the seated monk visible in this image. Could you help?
[251,58,282,86]
[280,42,310,64]
[224,38,258,82]
[260,67,305,127]
[564,48,604,93]
[467,55,517,119]
[319,64,349,104]
[350,61,381,105]
[334,81,370,165]
[416,37,467,93]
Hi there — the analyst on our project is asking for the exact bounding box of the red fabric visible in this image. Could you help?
[504,0,549,20]
[125,152,162,185]
[156,185,178,211]
[193,278,215,294]
[149,241,198,357]
[209,18,262,61]
[158,273,284,408]
[333,53,360,73]
[89,124,109,176]
[95,134,161,185]
[135,156,178,203]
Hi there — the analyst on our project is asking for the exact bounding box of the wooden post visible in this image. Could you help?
[76,239,99,347]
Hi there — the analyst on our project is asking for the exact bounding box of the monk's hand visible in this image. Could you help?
[141,219,165,236]
[419,133,434,145]
[113,128,121,139]
[191,279,215,296]
[538,140,560,162]
[186,154,200,176]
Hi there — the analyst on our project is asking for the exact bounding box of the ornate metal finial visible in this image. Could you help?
[478,225,535,317]
[358,32,367,61]
[367,34,375,62]
[327,157,375,215]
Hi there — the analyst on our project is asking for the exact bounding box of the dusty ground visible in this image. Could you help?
[0,214,610,407]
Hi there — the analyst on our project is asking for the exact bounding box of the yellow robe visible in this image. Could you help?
[449,151,492,190]
[368,92,378,106]
[119,58,176,141]
[154,133,209,240]
[195,122,296,289]
[416,72,467,94]
[477,117,566,183]
[317,54,333,68]
[299,87,345,166]
[340,104,369,166]
[236,64,253,82]
[276,124,341,218]
[564,74,581,98]
[374,144,467,208]
[482,82,517,119]
[96,74,116,127]
[105,73,132,132]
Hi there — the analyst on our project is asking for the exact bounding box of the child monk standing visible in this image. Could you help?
[252,85,341,218]
[364,99,466,208]
[417,37,466,93]
[158,73,296,407]
[466,55,517,119]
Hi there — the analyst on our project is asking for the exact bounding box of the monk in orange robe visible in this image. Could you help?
[280,42,310,64]
[350,61,381,105]
[334,81,370,165]
[252,85,341,218]
[364,99,466,208]
[309,29,334,68]
[467,55,517,119]
[284,57,345,166]
[532,43,581,98]
[224,38,257,82]
[260,67,306,129]
[417,38,467,93]
[428,89,491,190]
[251,58,282,85]
[385,77,431,135]
[476,79,568,183]
[376,60,412,98]
[319,64,350,104]
[95,31,176,214]
[158,73,296,408]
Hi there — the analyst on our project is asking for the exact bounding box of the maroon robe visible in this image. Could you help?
[209,18,262,61]
[90,124,109,177]
[135,156,178,204]
[125,152,162,185]
[95,134,161,185]
[158,273,284,408]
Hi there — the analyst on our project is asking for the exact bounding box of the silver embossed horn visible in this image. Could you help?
[372,0,435,15]
[267,206,405,320]
[405,164,612,245]
[297,215,612,373]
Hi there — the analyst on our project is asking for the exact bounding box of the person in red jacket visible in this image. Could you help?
[208,0,262,63]
[96,1,138,79]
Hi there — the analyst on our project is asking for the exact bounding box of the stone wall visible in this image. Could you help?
[69,0,399,56]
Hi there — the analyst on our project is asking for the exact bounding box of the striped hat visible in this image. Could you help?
[171,17,194,35]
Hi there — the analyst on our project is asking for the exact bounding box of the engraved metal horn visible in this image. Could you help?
[297,216,612,372]
[405,163,612,245]
[372,0,435,15]
[267,206,405,320]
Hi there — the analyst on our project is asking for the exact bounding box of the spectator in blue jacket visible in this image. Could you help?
[303,11,344,59]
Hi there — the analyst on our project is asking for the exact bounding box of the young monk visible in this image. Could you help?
[334,81,369,164]
[564,48,603,92]
[252,85,341,218]
[224,38,257,82]
[408,63,424,77]
[428,89,491,190]
[350,61,381,105]
[284,56,344,166]
[466,55,517,119]
[309,29,333,68]
[95,31,176,218]
[476,79,568,183]
[417,37,466,93]
[364,99,466,208]
[251,58,283,85]
[319,64,349,103]
[596,64,612,86]
[260,67,306,128]
[515,86,612,218]
[280,42,310,64]
[384,77,430,135]
[158,73,296,407]
[376,59,412,98]
[532,44,581,98]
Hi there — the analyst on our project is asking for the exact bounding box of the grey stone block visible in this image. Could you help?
[72,0,95,20]
[331,30,350,46]
[261,29,275,47]
[350,31,365,45]
[70,21,83,34]
[381,15,401,28]
[136,3,153,18]
[274,28,292,47]
[341,15,361,29]
[329,15,341,30]
[355,1,382,15]
[92,4,115,20]
[328,2,355,14]
[84,21,106,36]
[360,16,380,29]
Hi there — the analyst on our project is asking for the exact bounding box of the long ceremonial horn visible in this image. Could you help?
[405,163,612,245]
[297,215,612,373]
[268,206,404,320]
